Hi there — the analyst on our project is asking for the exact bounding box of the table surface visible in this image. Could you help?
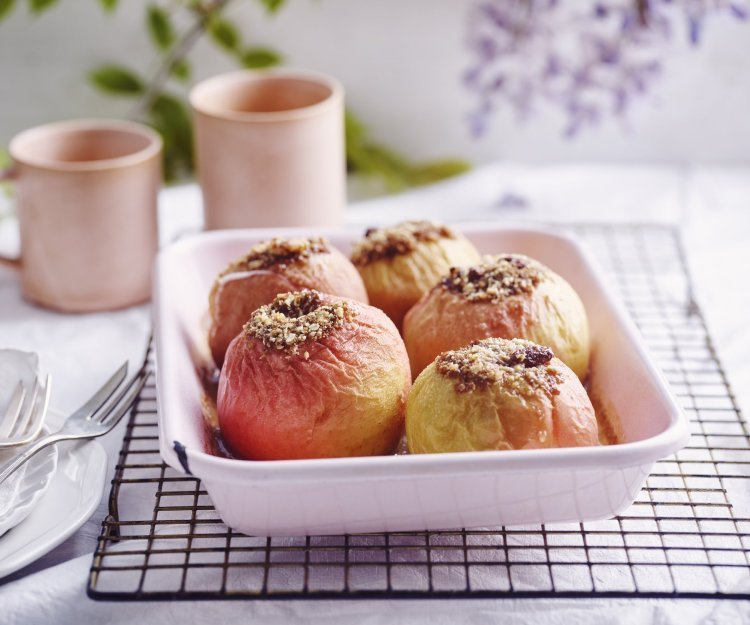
[0,163,749,624]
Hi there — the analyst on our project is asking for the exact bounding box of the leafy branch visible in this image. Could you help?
[1,0,471,189]
[345,111,469,192]
[130,1,231,121]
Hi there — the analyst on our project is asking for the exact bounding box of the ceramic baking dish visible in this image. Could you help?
[154,223,689,536]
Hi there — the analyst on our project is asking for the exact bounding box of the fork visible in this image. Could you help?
[0,374,51,447]
[0,361,149,486]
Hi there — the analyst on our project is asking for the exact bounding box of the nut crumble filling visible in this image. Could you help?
[222,237,329,275]
[440,254,546,302]
[351,221,455,266]
[244,290,354,355]
[435,338,561,395]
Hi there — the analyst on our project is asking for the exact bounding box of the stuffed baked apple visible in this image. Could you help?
[403,254,589,379]
[208,236,367,367]
[217,290,411,460]
[406,338,598,454]
[350,221,480,329]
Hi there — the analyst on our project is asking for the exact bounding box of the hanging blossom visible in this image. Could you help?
[464,0,749,137]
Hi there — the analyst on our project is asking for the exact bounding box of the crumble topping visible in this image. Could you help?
[435,338,561,394]
[440,254,546,302]
[244,290,355,355]
[222,237,329,275]
[350,221,455,266]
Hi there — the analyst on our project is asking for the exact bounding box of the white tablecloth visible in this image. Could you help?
[0,163,749,624]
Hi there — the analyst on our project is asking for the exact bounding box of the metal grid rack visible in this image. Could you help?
[88,224,750,600]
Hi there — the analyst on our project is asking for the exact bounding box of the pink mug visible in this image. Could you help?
[190,69,346,230]
[1,119,162,312]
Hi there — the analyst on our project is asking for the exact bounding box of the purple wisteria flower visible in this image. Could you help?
[464,0,748,137]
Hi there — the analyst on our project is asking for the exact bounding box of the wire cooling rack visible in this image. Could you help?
[88,224,750,601]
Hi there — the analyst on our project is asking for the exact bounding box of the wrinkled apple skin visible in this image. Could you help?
[218,297,411,460]
[356,235,480,330]
[403,272,590,380]
[209,246,367,367]
[406,357,598,454]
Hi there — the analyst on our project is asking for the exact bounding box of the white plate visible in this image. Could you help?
[0,427,58,538]
[154,223,690,536]
[0,440,107,579]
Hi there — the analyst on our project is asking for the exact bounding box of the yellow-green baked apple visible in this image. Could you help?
[406,338,598,454]
[350,221,480,329]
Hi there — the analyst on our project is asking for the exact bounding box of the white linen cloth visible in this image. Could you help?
[0,163,748,624]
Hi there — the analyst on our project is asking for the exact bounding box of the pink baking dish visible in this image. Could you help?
[154,224,689,536]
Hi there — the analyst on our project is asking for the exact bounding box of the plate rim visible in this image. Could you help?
[0,441,59,536]
[0,440,107,579]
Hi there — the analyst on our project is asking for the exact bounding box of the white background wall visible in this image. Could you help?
[1,0,749,165]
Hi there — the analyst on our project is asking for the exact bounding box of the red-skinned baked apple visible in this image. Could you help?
[208,237,367,368]
[403,254,590,379]
[406,338,598,454]
[217,290,411,460]
[350,221,481,329]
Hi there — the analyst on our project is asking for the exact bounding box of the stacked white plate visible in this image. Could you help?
[0,349,107,579]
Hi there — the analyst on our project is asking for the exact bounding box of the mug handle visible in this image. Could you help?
[0,166,21,270]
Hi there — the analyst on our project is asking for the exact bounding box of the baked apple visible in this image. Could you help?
[217,290,411,460]
[208,236,367,367]
[406,338,598,453]
[350,221,480,329]
[403,254,590,379]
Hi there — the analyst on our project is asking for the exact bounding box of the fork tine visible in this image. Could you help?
[0,381,26,439]
[9,375,41,438]
[69,361,128,421]
[16,374,51,441]
[96,365,149,428]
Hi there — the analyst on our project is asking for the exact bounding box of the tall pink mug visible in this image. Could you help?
[1,119,162,312]
[190,69,346,230]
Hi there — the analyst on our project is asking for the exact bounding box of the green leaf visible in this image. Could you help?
[344,111,410,190]
[98,0,117,11]
[0,148,13,199]
[149,93,194,182]
[257,0,285,14]
[342,107,471,192]
[406,160,472,186]
[171,59,191,82]
[28,0,56,14]
[88,65,144,95]
[240,47,282,69]
[344,109,367,146]
[150,93,191,142]
[208,17,240,52]
[147,4,174,50]
[0,0,15,21]
[346,143,410,192]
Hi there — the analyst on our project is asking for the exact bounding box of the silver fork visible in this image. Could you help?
[0,361,149,485]
[0,374,51,447]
